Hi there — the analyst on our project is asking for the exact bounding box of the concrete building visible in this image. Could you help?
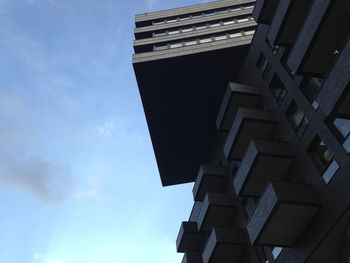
[133,0,350,262]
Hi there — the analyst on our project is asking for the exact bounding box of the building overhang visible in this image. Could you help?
[133,40,251,186]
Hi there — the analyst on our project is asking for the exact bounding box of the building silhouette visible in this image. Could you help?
[133,0,350,262]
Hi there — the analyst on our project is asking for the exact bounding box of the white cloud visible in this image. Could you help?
[95,120,116,136]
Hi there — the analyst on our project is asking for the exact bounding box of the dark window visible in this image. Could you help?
[269,74,287,105]
[256,53,271,79]
[266,38,279,55]
[300,77,324,104]
[242,197,256,219]
[328,83,350,153]
[308,135,339,184]
[286,101,309,138]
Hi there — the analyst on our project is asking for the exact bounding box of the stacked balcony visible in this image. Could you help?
[193,165,229,201]
[234,140,295,197]
[247,182,320,247]
[216,82,262,132]
[202,227,249,263]
[223,108,276,160]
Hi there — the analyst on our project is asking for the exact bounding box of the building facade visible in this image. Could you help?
[133,0,350,263]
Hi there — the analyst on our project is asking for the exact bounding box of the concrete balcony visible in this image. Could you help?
[202,227,248,263]
[198,193,236,232]
[177,221,208,252]
[182,252,203,263]
[247,182,320,247]
[216,83,261,132]
[193,165,229,202]
[252,0,280,24]
[223,108,276,160]
[234,140,295,197]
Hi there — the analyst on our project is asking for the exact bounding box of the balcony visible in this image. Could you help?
[223,108,276,160]
[247,182,320,247]
[182,252,203,263]
[234,140,295,197]
[252,0,280,24]
[193,165,229,201]
[202,227,248,263]
[198,193,236,232]
[216,82,261,132]
[267,0,314,46]
[177,221,208,252]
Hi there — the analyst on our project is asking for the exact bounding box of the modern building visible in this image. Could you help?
[133,0,350,262]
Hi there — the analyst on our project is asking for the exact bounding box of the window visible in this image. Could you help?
[286,101,309,138]
[242,197,256,219]
[256,53,271,79]
[153,31,167,37]
[266,38,279,55]
[327,84,350,153]
[185,40,197,46]
[300,77,324,104]
[154,45,167,51]
[214,34,227,41]
[169,42,182,49]
[272,247,283,259]
[168,29,180,35]
[209,22,221,28]
[308,135,339,184]
[229,32,241,38]
[223,20,235,25]
[182,27,193,33]
[195,24,207,30]
[237,17,249,23]
[269,74,287,106]
[199,37,212,44]
[245,30,255,35]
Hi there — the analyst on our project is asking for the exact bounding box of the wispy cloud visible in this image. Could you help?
[96,120,116,137]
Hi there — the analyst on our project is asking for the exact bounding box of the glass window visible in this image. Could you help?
[185,40,197,46]
[256,53,271,80]
[269,74,287,106]
[214,35,227,41]
[223,20,235,25]
[153,31,166,37]
[166,18,178,23]
[272,247,283,259]
[286,101,309,138]
[154,45,167,51]
[230,32,242,38]
[179,16,190,21]
[309,135,339,183]
[195,24,207,30]
[209,22,221,28]
[153,20,165,25]
[237,17,249,23]
[328,84,350,153]
[242,197,256,219]
[168,30,180,35]
[182,27,193,33]
[245,30,255,35]
[300,77,324,103]
[192,13,203,19]
[199,37,212,44]
[169,42,182,49]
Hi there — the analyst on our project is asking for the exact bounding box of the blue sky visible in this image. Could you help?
[0,0,210,262]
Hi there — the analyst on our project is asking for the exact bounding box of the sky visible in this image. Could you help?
[0,0,212,262]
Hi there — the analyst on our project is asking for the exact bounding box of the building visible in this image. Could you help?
[133,0,350,262]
